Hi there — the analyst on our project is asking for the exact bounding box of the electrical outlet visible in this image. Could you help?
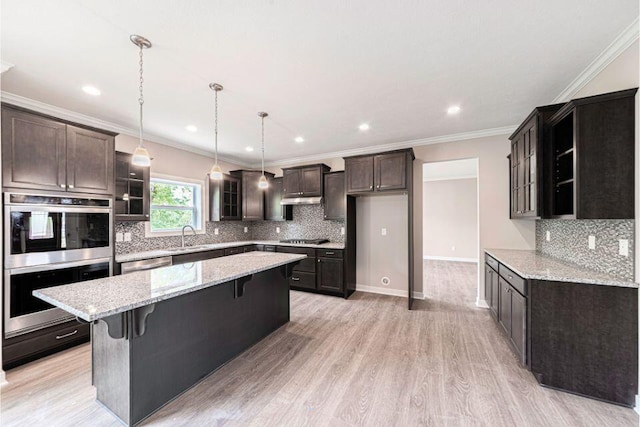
[546,231,550,242]
[340,227,345,235]
[124,232,131,242]
[588,235,596,250]
[115,233,123,242]
[244,227,248,233]
[214,228,219,235]
[381,228,387,236]
[276,227,281,234]
[619,239,629,257]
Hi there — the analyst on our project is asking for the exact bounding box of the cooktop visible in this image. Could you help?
[279,239,329,245]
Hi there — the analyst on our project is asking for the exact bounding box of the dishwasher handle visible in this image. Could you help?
[120,256,173,274]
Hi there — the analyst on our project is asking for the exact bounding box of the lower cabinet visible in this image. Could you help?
[173,249,224,265]
[317,257,344,292]
[275,246,345,296]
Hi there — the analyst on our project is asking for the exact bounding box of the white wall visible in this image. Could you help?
[356,195,409,296]
[423,178,478,261]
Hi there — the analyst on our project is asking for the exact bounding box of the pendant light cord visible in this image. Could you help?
[138,45,145,148]
[214,88,219,165]
[261,115,265,175]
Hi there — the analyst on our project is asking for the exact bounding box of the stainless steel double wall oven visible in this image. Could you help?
[4,192,113,337]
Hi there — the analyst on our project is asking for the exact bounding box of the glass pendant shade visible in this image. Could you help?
[132,146,151,167]
[258,174,268,189]
[210,163,223,180]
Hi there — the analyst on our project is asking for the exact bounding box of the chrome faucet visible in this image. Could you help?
[181,225,196,248]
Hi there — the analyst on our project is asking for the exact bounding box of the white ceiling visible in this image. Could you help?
[423,159,477,182]
[1,1,637,165]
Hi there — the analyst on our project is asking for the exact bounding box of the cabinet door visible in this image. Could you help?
[317,257,343,292]
[374,152,407,191]
[300,166,322,196]
[115,151,150,221]
[510,289,526,364]
[490,268,499,318]
[345,156,374,193]
[242,172,264,220]
[323,172,345,220]
[66,126,114,195]
[265,177,292,221]
[2,108,66,191]
[484,265,493,303]
[282,169,301,197]
[498,278,512,336]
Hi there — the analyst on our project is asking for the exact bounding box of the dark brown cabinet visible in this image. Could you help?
[323,172,345,220]
[545,89,636,219]
[173,249,224,265]
[345,149,414,194]
[317,256,344,292]
[1,105,115,195]
[209,173,242,221]
[508,104,562,219]
[282,164,330,198]
[265,177,292,221]
[115,151,150,221]
[484,261,499,320]
[231,170,273,221]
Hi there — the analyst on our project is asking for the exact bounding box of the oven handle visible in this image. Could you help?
[8,257,113,275]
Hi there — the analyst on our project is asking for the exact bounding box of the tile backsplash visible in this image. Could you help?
[536,219,634,280]
[116,204,344,255]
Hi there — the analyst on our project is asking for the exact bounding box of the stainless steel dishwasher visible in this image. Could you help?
[120,256,173,274]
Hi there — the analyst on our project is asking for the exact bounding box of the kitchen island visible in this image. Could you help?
[34,251,305,426]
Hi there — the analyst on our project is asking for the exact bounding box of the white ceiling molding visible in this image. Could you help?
[0,91,253,168]
[553,17,639,103]
[258,125,517,168]
[0,61,14,74]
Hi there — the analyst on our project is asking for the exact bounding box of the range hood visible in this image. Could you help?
[280,196,322,205]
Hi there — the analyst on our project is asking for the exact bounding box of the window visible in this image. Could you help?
[148,177,203,234]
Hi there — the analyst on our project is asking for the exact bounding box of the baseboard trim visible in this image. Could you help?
[635,395,640,414]
[476,299,489,309]
[356,284,425,300]
[423,255,478,263]
[0,369,6,387]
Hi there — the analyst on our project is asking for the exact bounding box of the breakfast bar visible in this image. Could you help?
[34,252,305,426]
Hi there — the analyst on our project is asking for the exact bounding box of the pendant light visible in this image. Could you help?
[258,112,269,189]
[209,83,224,180]
[130,35,152,167]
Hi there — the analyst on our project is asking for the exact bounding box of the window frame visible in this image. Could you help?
[144,174,207,238]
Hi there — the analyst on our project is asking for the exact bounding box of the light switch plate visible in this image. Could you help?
[124,232,131,242]
[619,239,629,257]
[588,235,596,250]
[546,231,550,242]
[276,227,281,234]
[340,227,345,235]
[115,232,124,242]
[244,227,248,233]
[214,228,219,235]
[381,228,387,236]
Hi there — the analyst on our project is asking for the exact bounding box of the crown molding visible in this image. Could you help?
[258,125,517,168]
[0,91,253,168]
[0,61,14,74]
[553,17,639,103]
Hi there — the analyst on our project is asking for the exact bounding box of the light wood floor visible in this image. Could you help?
[1,260,638,426]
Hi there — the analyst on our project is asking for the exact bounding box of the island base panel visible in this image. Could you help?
[92,266,291,426]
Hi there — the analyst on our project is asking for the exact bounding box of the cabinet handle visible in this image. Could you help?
[291,277,300,281]
[508,275,513,280]
[325,251,335,255]
[369,185,373,189]
[60,184,66,188]
[56,330,78,340]
[318,259,321,263]
[68,184,74,189]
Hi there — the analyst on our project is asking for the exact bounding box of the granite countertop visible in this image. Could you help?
[485,249,638,288]
[34,252,307,322]
[116,240,345,263]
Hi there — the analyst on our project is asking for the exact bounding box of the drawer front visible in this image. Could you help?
[317,248,343,259]
[173,249,224,265]
[277,246,316,257]
[292,256,316,274]
[263,245,276,252]
[289,271,316,290]
[3,321,89,365]
[224,246,244,256]
[485,254,499,271]
[499,264,527,296]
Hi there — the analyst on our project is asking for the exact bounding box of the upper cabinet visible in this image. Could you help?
[345,149,414,194]
[209,173,242,221]
[115,151,150,221]
[508,104,563,219]
[323,172,345,220]
[265,177,293,221]
[282,164,330,198]
[544,89,636,219]
[231,170,274,221]
[1,105,115,195]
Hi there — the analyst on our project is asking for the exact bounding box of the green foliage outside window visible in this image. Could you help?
[150,179,201,231]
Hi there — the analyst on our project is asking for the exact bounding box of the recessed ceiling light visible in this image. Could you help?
[245,146,254,152]
[82,85,101,96]
[358,123,370,131]
[447,105,461,115]
[294,136,305,143]
[185,125,198,132]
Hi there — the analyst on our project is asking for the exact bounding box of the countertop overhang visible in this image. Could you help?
[34,252,307,322]
[485,248,638,288]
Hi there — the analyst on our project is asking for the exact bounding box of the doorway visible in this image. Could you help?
[422,159,480,307]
